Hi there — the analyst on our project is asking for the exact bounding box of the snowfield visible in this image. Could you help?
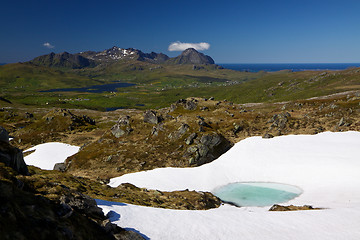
[22,133,360,239]
[24,142,80,170]
[100,131,360,240]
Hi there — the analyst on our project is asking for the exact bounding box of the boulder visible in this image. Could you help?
[184,100,197,110]
[186,133,232,165]
[60,192,105,219]
[144,110,161,124]
[111,115,132,138]
[53,162,66,172]
[185,133,197,145]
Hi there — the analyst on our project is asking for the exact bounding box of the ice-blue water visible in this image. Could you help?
[220,63,360,72]
[212,182,302,207]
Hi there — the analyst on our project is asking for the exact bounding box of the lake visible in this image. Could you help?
[41,82,135,93]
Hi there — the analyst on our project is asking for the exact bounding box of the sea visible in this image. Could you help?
[219,63,360,72]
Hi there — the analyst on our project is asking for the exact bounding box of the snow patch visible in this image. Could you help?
[100,131,360,240]
[24,142,80,170]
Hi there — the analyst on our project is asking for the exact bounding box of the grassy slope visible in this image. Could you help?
[1,61,360,110]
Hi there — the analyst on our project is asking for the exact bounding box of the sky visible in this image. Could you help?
[1,0,360,63]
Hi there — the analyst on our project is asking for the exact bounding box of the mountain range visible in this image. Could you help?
[30,47,215,69]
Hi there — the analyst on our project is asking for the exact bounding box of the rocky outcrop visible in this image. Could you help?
[143,110,162,124]
[265,112,291,136]
[170,99,198,111]
[0,163,144,240]
[111,115,133,138]
[0,127,29,175]
[186,133,232,165]
[269,204,322,211]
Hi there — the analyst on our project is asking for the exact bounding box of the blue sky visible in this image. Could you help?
[1,0,360,63]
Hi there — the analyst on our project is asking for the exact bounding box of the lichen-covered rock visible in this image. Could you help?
[186,133,232,165]
[53,162,66,172]
[143,110,161,124]
[111,115,132,138]
[185,133,197,145]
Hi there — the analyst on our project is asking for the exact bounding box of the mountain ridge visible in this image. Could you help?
[29,47,215,69]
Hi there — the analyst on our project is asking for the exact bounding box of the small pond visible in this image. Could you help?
[212,182,302,207]
[40,82,135,93]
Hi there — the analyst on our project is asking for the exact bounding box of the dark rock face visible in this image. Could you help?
[186,133,232,165]
[0,164,145,240]
[0,127,29,175]
[166,48,215,65]
[31,52,96,69]
[60,192,105,219]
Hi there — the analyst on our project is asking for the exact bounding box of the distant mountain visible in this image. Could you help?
[166,48,215,65]
[31,52,96,69]
[78,46,169,64]
[29,46,214,69]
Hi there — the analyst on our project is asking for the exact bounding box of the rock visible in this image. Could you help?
[111,115,132,138]
[268,112,291,130]
[0,127,30,175]
[187,133,232,165]
[262,133,274,139]
[198,120,211,128]
[184,100,197,110]
[338,117,345,126]
[111,125,127,138]
[0,126,9,143]
[269,204,321,211]
[60,192,105,219]
[233,124,243,134]
[151,126,158,136]
[178,123,189,135]
[185,133,197,145]
[53,162,66,172]
[144,110,161,124]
